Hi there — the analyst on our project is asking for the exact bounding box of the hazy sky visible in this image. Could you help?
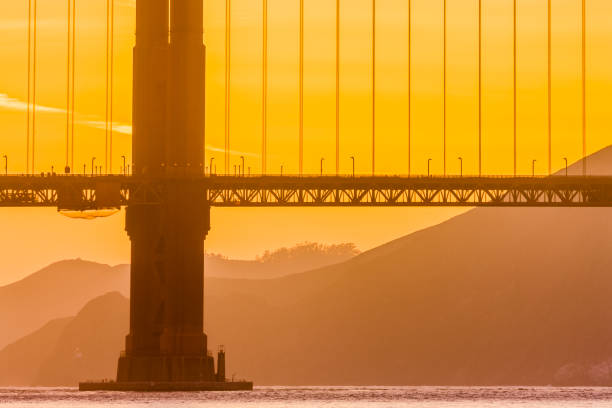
[0,0,610,284]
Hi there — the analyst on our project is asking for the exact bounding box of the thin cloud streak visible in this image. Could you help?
[0,93,258,159]
[0,93,64,114]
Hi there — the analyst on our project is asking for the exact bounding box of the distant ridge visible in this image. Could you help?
[0,317,73,385]
[0,244,358,349]
[0,293,128,386]
[0,260,129,349]
[205,242,359,280]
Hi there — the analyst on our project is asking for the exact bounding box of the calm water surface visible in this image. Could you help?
[2,387,612,407]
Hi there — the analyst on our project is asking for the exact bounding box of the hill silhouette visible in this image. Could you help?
[0,260,129,350]
[0,244,356,351]
[0,317,73,385]
[35,292,129,386]
[2,147,612,385]
[0,293,128,386]
[205,242,359,279]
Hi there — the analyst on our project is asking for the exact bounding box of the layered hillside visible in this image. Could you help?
[0,260,129,349]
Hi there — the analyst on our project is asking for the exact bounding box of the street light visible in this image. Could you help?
[2,155,7,176]
[458,157,463,177]
[240,156,245,177]
[532,159,537,177]
[563,157,568,177]
[91,157,96,176]
[121,156,126,176]
[320,158,325,176]
[280,165,284,176]
[350,156,355,178]
[427,158,432,177]
[209,157,215,176]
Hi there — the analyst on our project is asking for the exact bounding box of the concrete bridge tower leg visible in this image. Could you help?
[116,0,217,383]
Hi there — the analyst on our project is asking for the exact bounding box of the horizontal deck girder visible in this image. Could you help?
[1,175,612,209]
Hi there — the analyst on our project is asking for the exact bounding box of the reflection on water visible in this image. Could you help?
[2,387,612,407]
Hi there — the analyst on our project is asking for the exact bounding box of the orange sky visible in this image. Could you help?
[0,0,611,284]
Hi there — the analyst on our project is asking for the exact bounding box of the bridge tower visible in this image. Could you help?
[116,0,215,383]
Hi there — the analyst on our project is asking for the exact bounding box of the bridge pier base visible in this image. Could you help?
[116,355,215,383]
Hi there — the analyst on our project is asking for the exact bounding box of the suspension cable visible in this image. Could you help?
[513,0,517,176]
[26,0,32,173]
[225,0,231,175]
[582,0,586,176]
[109,0,114,174]
[478,0,482,177]
[105,0,110,174]
[371,0,375,176]
[408,0,411,176]
[66,0,71,169]
[71,0,76,170]
[547,0,552,175]
[443,0,447,176]
[262,0,268,175]
[32,0,37,174]
[335,0,340,177]
[299,0,304,176]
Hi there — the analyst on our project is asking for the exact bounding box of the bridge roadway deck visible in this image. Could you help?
[2,175,612,209]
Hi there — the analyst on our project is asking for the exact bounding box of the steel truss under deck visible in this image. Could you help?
[2,175,612,209]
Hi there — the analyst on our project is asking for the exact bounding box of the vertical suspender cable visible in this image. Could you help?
[581,0,586,176]
[27,0,32,173]
[225,0,231,175]
[262,0,268,175]
[547,0,551,175]
[104,0,108,173]
[71,0,76,170]
[105,0,110,174]
[66,0,71,169]
[408,0,411,176]
[109,0,115,174]
[513,0,517,176]
[443,0,447,176]
[299,0,304,175]
[32,0,37,174]
[335,0,340,176]
[371,0,376,176]
[478,0,482,176]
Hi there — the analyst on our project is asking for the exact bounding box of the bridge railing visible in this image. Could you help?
[2,175,612,209]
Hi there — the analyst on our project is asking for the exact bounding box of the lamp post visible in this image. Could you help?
[209,157,215,176]
[350,156,355,178]
[240,156,245,177]
[458,157,463,177]
[532,159,537,177]
[280,165,284,176]
[563,157,568,177]
[2,155,6,176]
[320,158,325,176]
[427,158,432,177]
[121,156,126,176]
[91,157,96,176]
